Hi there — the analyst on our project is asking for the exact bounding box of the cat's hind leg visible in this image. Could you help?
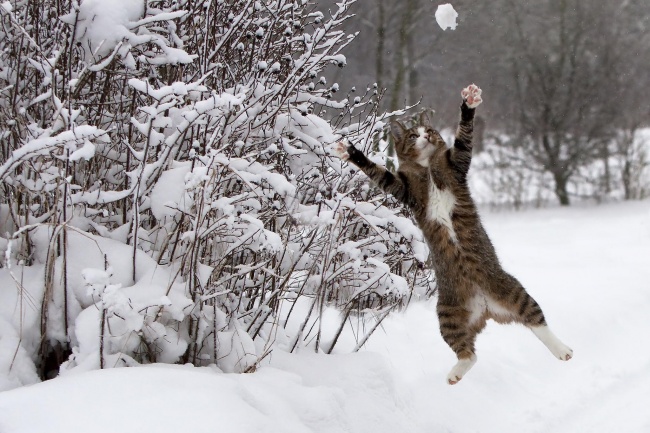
[498,274,573,361]
[437,303,482,384]
[447,354,478,385]
[529,325,573,361]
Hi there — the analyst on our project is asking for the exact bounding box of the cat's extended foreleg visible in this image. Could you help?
[332,142,413,206]
[450,84,482,177]
[455,84,481,150]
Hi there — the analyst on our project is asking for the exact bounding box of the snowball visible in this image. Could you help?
[435,4,458,31]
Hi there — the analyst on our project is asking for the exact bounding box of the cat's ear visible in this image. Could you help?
[419,110,434,126]
[390,120,407,142]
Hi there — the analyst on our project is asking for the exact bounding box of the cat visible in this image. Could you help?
[332,84,573,384]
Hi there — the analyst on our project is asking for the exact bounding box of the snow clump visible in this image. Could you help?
[435,3,458,31]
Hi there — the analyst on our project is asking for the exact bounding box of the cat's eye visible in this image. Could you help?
[409,133,418,139]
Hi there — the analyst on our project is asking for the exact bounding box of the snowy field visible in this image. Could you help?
[1,200,649,433]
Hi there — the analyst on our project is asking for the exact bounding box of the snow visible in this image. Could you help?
[61,0,145,58]
[1,200,649,432]
[58,0,194,66]
[214,324,258,373]
[2,0,650,430]
[0,318,40,391]
[68,140,96,162]
[435,3,459,31]
[149,165,192,220]
[0,356,415,433]
[0,125,108,180]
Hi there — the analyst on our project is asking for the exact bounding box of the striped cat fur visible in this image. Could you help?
[333,85,572,384]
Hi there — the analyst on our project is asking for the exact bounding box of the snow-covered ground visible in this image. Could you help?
[1,200,649,433]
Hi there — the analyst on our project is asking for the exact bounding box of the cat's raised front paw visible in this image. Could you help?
[331,141,350,161]
[461,84,482,108]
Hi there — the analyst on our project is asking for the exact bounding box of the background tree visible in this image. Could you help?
[504,0,622,205]
[334,0,650,205]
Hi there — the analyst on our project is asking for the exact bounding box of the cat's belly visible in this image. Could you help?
[466,292,514,325]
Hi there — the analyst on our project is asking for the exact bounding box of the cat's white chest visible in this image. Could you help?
[427,182,458,242]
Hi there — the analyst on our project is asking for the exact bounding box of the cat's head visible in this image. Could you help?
[390,112,446,167]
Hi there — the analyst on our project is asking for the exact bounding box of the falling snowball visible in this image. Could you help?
[435,3,458,31]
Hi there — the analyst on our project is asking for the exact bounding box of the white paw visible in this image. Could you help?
[551,342,573,361]
[530,325,573,361]
[446,355,477,385]
[331,141,349,161]
[461,84,482,108]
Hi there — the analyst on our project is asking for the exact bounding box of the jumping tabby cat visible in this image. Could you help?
[332,85,573,384]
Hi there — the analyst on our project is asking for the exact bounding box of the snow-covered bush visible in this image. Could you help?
[0,0,433,388]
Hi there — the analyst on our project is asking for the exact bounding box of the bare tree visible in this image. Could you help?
[335,0,650,205]
[608,0,650,200]
[503,0,633,205]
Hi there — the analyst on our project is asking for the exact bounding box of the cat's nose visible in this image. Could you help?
[423,134,430,140]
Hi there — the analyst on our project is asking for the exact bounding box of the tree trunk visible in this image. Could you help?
[553,171,571,206]
[622,160,632,200]
[406,17,418,106]
[388,0,416,160]
[373,0,386,153]
[601,143,611,194]
[375,0,385,91]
